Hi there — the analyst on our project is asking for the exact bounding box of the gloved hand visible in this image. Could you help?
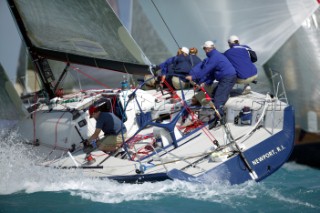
[82,139,97,154]
[90,139,97,148]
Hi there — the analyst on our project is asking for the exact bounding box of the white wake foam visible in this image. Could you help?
[0,130,318,209]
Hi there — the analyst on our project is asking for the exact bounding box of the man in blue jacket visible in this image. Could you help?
[186,41,236,128]
[157,47,193,90]
[224,35,258,94]
[170,47,193,90]
[86,106,127,153]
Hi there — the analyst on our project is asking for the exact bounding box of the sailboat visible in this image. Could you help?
[6,0,294,184]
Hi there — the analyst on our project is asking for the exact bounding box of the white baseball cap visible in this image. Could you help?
[228,35,239,44]
[181,47,189,54]
[202,41,215,48]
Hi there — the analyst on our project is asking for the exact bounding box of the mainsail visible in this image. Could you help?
[7,0,151,75]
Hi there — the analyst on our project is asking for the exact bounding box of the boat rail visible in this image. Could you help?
[269,68,288,104]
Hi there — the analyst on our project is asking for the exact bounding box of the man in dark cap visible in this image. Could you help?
[86,106,126,153]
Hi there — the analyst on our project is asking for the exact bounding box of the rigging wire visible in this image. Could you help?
[151,0,180,48]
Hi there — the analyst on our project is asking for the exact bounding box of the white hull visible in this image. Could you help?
[16,88,295,184]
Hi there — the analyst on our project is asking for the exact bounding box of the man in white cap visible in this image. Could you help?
[186,40,237,128]
[224,35,258,94]
[171,47,193,89]
[158,47,193,90]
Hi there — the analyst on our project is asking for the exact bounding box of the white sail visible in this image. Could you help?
[111,0,320,132]
[266,7,320,133]
[129,0,319,64]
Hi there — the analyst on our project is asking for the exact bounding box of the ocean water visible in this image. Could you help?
[0,130,319,213]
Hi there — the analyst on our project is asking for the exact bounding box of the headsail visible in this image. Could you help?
[114,0,319,132]
[265,7,320,133]
[7,0,151,76]
[131,0,319,65]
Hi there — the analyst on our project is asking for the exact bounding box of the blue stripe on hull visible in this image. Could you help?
[107,172,170,183]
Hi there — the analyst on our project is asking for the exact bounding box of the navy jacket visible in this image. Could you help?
[190,49,236,84]
[172,54,192,76]
[159,56,175,76]
[159,54,192,81]
[224,44,257,79]
[96,112,126,135]
[189,54,202,67]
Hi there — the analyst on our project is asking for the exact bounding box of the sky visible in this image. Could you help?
[0,1,22,80]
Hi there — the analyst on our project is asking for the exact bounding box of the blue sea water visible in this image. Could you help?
[0,130,319,213]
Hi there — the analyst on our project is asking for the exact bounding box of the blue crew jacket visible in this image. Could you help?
[96,112,126,135]
[190,49,236,84]
[159,54,192,81]
[224,44,257,79]
[159,56,175,76]
[172,54,192,75]
[189,54,202,67]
